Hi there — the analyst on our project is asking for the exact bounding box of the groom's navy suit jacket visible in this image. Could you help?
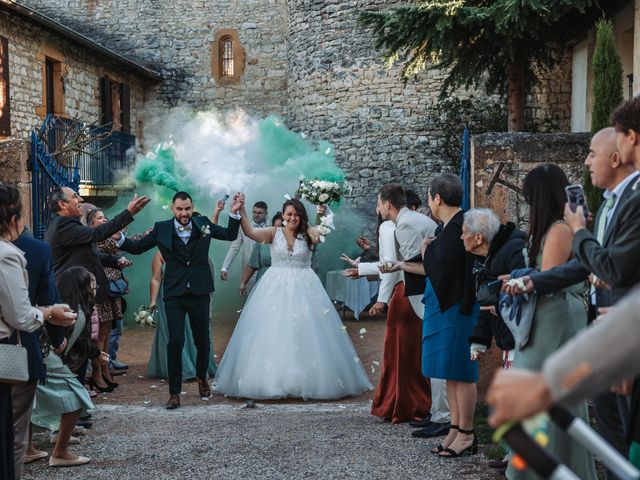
[121,215,240,298]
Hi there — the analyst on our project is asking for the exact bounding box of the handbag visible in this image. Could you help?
[0,331,29,384]
[108,278,129,297]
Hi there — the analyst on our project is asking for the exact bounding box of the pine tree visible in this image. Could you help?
[585,18,624,213]
[359,0,599,132]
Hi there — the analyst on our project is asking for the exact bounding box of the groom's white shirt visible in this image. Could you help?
[393,207,437,319]
[357,220,400,305]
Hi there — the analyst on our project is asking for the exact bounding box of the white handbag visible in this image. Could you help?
[0,331,29,384]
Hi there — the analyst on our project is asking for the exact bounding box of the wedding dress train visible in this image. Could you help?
[215,228,373,399]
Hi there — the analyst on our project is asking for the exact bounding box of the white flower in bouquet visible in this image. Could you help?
[135,306,156,327]
[318,193,329,203]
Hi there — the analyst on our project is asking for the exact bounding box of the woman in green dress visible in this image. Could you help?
[32,267,99,467]
[239,212,282,296]
[507,164,596,480]
[146,251,217,380]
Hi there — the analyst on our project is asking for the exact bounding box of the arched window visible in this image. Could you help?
[212,30,245,84]
[221,37,234,77]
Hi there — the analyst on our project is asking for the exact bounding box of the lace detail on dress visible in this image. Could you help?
[270,228,312,269]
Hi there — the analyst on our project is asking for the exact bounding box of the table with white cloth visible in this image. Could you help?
[324,270,380,320]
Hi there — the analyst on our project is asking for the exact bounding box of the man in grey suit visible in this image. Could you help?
[506,127,639,472]
[377,184,450,437]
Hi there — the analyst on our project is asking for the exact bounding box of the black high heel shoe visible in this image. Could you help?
[88,379,113,393]
[102,375,118,388]
[438,428,477,458]
[431,425,458,454]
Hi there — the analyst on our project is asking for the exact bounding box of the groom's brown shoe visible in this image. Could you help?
[166,394,180,410]
[196,377,211,399]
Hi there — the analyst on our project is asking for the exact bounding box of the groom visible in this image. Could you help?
[121,191,243,409]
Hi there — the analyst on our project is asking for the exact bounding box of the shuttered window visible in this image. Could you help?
[0,36,10,136]
[100,76,131,132]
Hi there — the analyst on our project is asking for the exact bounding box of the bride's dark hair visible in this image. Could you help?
[282,199,314,250]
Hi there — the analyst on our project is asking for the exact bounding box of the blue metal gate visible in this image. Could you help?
[30,115,80,239]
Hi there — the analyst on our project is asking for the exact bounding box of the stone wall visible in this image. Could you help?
[0,139,32,228]
[526,49,573,132]
[0,10,147,140]
[287,0,460,212]
[472,132,591,229]
[19,0,576,216]
[22,0,290,120]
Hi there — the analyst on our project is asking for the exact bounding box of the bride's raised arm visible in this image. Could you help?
[239,204,276,244]
[308,226,323,244]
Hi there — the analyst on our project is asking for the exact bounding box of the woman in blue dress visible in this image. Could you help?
[384,175,480,457]
[422,174,480,458]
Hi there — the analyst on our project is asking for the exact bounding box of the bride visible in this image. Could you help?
[214,198,373,399]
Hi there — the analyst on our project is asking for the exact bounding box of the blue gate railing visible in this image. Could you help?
[31,115,136,239]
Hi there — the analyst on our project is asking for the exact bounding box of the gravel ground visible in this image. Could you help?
[23,401,501,480]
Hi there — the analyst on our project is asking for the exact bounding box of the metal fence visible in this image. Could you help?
[31,115,136,238]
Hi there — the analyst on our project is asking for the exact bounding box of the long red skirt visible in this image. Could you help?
[371,282,432,424]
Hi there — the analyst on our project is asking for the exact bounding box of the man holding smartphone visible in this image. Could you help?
[506,122,640,475]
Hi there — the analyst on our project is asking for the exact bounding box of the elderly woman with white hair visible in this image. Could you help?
[461,208,527,363]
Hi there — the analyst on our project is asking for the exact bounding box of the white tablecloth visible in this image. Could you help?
[325,270,380,320]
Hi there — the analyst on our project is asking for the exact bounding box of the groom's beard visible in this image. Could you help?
[176,215,191,225]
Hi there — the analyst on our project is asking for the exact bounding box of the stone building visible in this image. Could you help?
[11,0,575,215]
[0,1,160,227]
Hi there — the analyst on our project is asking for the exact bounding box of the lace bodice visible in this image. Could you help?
[270,228,312,269]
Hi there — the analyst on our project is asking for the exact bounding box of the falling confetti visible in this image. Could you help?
[236,309,242,314]
[372,361,380,366]
[359,328,367,335]
[143,400,150,405]
[138,375,144,379]
[371,365,375,374]
[341,325,347,330]
[354,356,360,363]
[324,147,331,155]
[180,391,187,395]
[300,132,307,139]
[323,308,330,315]
[162,205,169,210]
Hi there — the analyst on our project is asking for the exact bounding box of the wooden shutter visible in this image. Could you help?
[0,36,10,136]
[120,83,131,133]
[100,76,112,126]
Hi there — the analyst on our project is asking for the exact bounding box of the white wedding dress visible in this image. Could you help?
[214,228,373,399]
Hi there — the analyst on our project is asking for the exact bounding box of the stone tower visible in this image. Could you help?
[18,0,571,211]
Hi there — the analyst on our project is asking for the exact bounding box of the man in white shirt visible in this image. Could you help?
[220,201,268,293]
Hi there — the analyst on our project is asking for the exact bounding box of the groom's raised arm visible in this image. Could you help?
[120,225,159,254]
[208,215,240,242]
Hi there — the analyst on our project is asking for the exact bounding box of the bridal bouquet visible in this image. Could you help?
[135,306,156,327]
[295,177,346,205]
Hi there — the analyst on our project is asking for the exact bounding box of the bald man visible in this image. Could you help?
[509,127,640,475]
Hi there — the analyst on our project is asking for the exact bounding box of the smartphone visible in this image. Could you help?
[565,184,589,218]
[219,194,229,204]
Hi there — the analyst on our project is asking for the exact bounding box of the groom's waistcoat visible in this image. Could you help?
[120,215,240,299]
[158,222,213,298]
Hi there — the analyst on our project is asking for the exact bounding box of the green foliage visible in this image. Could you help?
[591,18,624,133]
[586,18,624,214]
[429,95,508,169]
[359,0,598,99]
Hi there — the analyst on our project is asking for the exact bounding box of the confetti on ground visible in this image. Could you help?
[143,400,150,405]
[354,356,360,363]
[372,361,380,366]
[359,328,367,335]
[323,308,330,315]
[341,325,347,330]
[371,365,375,373]
[138,375,144,379]
[236,309,242,314]
[150,385,157,389]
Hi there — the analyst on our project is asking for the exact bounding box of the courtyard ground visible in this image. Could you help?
[23,309,503,480]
